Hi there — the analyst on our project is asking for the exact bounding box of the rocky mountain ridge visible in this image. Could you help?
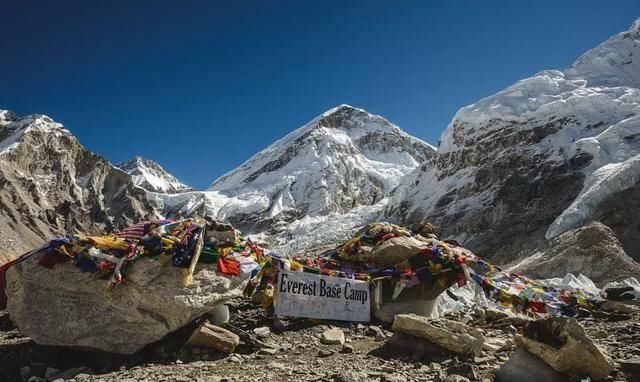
[0,110,156,262]
[151,105,436,253]
[117,156,193,194]
[384,18,640,279]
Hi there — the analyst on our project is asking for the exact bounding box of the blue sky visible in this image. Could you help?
[1,1,639,189]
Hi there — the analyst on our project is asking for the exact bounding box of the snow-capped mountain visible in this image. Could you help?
[153,105,435,251]
[0,110,156,261]
[117,156,193,194]
[385,18,640,280]
[208,105,434,227]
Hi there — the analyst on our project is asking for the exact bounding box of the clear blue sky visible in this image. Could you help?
[1,1,639,189]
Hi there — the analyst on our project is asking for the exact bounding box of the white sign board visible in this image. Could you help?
[274,270,370,322]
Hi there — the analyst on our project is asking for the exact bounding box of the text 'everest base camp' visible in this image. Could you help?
[1,17,640,382]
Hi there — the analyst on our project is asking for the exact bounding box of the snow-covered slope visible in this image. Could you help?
[117,156,193,194]
[385,18,640,273]
[206,105,434,231]
[154,105,435,250]
[0,110,156,261]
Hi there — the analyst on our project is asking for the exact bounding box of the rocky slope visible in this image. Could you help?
[0,110,156,262]
[117,156,193,194]
[384,18,640,280]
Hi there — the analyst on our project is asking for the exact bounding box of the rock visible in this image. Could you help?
[446,376,470,382]
[484,308,510,322]
[512,222,640,283]
[259,347,278,355]
[370,236,425,266]
[593,330,608,339]
[331,370,371,382]
[601,300,640,314]
[267,361,287,370]
[318,349,334,357]
[483,337,513,353]
[44,367,61,379]
[604,286,637,301]
[48,367,90,380]
[6,253,248,354]
[207,303,230,325]
[619,359,640,381]
[516,317,613,380]
[392,314,484,356]
[366,326,386,341]
[253,326,271,338]
[341,343,354,353]
[495,348,570,382]
[187,322,240,354]
[321,329,345,345]
[20,366,32,381]
[382,375,408,382]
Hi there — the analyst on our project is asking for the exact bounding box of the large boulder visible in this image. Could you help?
[516,317,613,381]
[392,314,484,356]
[512,222,640,283]
[6,252,248,354]
[370,236,424,266]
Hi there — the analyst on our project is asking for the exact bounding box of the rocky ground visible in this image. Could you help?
[1,300,639,382]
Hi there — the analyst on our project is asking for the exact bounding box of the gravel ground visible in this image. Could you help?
[1,301,639,382]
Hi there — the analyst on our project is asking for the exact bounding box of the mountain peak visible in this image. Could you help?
[564,17,640,88]
[117,157,193,194]
[629,17,640,37]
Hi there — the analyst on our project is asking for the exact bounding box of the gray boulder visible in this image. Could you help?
[516,317,613,381]
[6,252,247,354]
[392,314,484,356]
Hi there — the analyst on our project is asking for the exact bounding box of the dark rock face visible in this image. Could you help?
[593,181,640,262]
[0,112,156,261]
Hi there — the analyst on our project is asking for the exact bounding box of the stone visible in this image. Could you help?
[601,300,640,314]
[483,337,513,353]
[259,347,278,355]
[341,343,354,353]
[370,236,424,266]
[366,325,387,341]
[392,314,484,356]
[5,254,248,354]
[48,367,89,380]
[187,322,240,354]
[253,326,271,338]
[267,361,287,370]
[207,303,230,325]
[495,348,569,382]
[331,370,371,382]
[446,376,470,382]
[484,308,510,322]
[318,349,334,357]
[44,367,61,379]
[619,359,640,381]
[321,329,345,345]
[516,317,613,380]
